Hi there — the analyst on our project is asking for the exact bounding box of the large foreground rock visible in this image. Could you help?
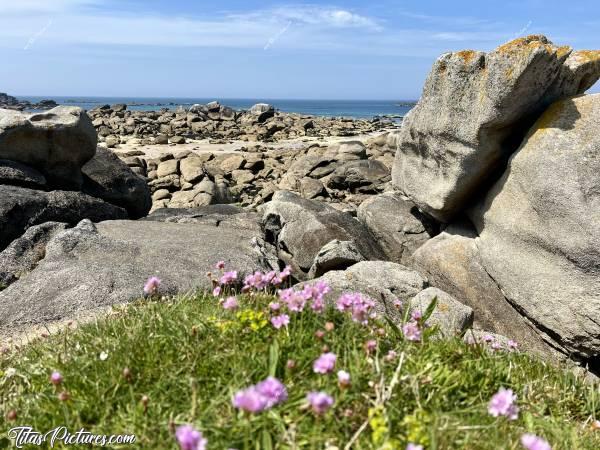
[82,146,152,219]
[470,94,600,359]
[261,191,385,277]
[0,217,278,331]
[412,222,552,355]
[0,185,127,250]
[392,36,600,222]
[0,106,97,189]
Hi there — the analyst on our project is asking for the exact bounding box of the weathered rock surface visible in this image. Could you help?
[0,106,97,189]
[308,240,366,278]
[0,159,46,189]
[392,36,600,222]
[0,185,127,250]
[409,287,474,337]
[357,192,438,265]
[82,146,152,219]
[261,191,385,277]
[0,217,278,331]
[412,222,552,355]
[0,222,67,286]
[470,94,600,359]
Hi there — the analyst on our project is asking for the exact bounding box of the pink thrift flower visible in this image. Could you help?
[50,371,63,386]
[313,352,337,374]
[307,391,334,415]
[337,370,351,388]
[406,445,423,450]
[411,310,422,321]
[336,293,354,312]
[212,286,222,297]
[144,276,161,295]
[491,341,503,351]
[384,350,398,362]
[219,271,238,285]
[365,339,377,354]
[233,387,268,413]
[402,321,422,342]
[488,387,519,420]
[508,340,518,350]
[521,434,551,450]
[393,299,403,310]
[483,334,494,343]
[256,377,288,407]
[269,302,281,311]
[271,314,290,329]
[215,261,226,270]
[281,265,292,279]
[279,289,307,312]
[175,425,207,450]
[222,296,238,310]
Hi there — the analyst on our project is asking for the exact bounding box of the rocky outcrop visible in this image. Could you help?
[82,146,152,219]
[0,185,127,250]
[261,191,385,278]
[0,93,57,111]
[0,106,97,189]
[412,222,552,356]
[469,94,600,359]
[0,216,278,332]
[392,35,600,222]
[88,102,391,145]
[357,192,438,266]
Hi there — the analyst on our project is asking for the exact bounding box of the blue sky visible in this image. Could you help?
[1,0,598,99]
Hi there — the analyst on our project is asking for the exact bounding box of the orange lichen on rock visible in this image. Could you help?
[456,50,477,63]
[533,99,567,130]
[496,35,551,54]
[570,50,600,63]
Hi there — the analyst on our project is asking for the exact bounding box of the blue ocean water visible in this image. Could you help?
[18,96,415,119]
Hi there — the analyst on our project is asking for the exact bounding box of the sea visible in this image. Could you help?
[18,96,415,119]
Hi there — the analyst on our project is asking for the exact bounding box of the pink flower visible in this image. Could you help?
[222,296,238,310]
[488,387,519,420]
[384,350,398,362]
[521,434,551,450]
[175,425,207,450]
[402,321,422,342]
[281,265,292,279]
[279,288,307,312]
[215,261,226,270]
[243,271,269,291]
[212,286,221,297]
[508,340,518,350]
[364,340,377,354]
[313,352,337,374]
[336,293,376,324]
[336,293,354,312]
[233,377,288,413]
[406,445,423,450]
[411,310,422,321]
[393,299,403,310]
[271,314,290,329]
[219,271,238,285]
[143,276,161,295]
[269,302,281,311]
[50,371,63,386]
[233,387,268,413]
[307,391,334,414]
[256,377,288,407]
[337,370,351,388]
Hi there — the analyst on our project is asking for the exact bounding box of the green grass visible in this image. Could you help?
[1,292,599,449]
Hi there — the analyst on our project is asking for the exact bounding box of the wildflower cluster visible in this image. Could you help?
[335,292,377,325]
[279,280,331,314]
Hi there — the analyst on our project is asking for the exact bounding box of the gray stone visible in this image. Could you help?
[326,160,390,193]
[155,134,169,144]
[0,222,67,286]
[221,155,246,173]
[170,135,186,144]
[0,106,97,189]
[470,94,600,359]
[156,159,179,178]
[0,159,46,189]
[357,192,437,266]
[82,146,152,219]
[261,191,385,276]
[0,185,127,250]
[412,222,552,355]
[392,36,600,222]
[299,177,325,199]
[409,287,473,337]
[0,217,278,332]
[152,189,171,201]
[309,239,366,278]
[180,156,205,183]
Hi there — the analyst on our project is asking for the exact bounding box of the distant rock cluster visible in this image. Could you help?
[0,93,57,111]
[88,101,391,145]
